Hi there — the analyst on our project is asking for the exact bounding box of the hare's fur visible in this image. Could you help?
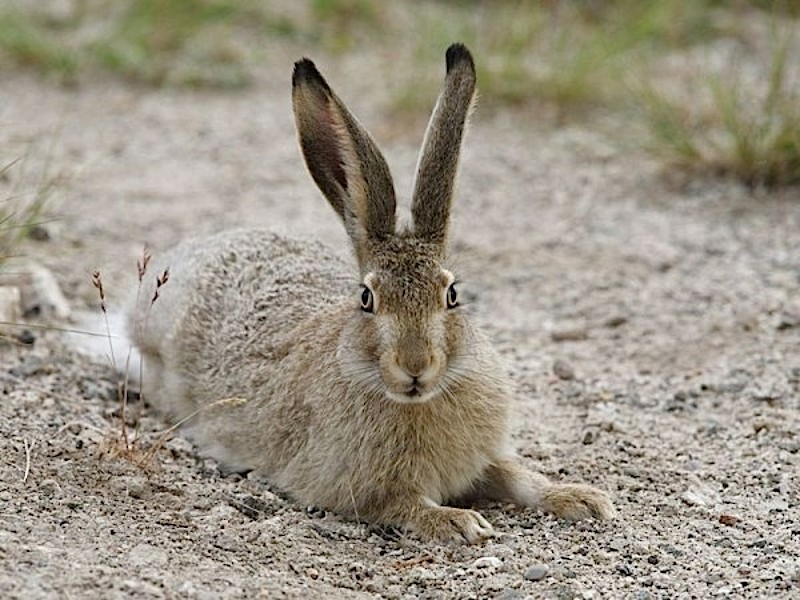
[130,44,614,543]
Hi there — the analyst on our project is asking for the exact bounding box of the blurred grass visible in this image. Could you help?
[391,0,736,116]
[0,0,798,187]
[1,0,730,94]
[0,0,296,87]
[635,25,800,188]
[91,0,252,87]
[0,158,57,261]
[0,8,79,82]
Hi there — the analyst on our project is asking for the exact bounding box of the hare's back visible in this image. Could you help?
[134,229,352,369]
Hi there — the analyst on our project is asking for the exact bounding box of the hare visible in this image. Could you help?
[129,43,614,543]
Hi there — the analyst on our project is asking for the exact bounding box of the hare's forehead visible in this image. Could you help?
[364,252,453,301]
[365,266,452,290]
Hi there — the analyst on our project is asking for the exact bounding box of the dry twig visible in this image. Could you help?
[22,438,33,483]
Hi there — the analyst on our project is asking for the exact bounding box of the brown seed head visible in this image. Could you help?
[137,247,152,282]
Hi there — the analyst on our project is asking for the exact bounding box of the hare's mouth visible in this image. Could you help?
[380,354,445,404]
[386,384,439,405]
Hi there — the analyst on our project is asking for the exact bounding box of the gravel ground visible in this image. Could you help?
[1,44,799,599]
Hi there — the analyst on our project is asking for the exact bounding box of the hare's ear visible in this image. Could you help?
[292,59,396,266]
[411,43,476,249]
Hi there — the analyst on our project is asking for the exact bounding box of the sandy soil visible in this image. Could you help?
[1,46,799,599]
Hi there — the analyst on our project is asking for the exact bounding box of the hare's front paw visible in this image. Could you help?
[542,483,615,521]
[410,507,495,544]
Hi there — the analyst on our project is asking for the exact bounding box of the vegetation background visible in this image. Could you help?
[2,0,799,194]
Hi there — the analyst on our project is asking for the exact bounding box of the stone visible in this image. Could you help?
[551,327,588,342]
[2,261,70,319]
[110,475,148,499]
[524,563,550,581]
[681,475,719,507]
[553,359,576,380]
[0,286,22,335]
[128,543,168,567]
[472,556,502,569]
[38,479,62,497]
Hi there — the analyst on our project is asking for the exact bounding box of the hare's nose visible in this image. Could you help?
[398,354,430,380]
[396,333,434,380]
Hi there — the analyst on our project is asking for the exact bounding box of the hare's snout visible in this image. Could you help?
[381,342,446,405]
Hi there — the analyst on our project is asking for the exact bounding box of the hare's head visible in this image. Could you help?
[292,44,477,404]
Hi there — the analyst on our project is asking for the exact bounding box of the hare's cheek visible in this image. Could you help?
[356,319,381,359]
[442,313,468,357]
[349,311,391,364]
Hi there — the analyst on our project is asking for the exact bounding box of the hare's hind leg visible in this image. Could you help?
[138,351,194,421]
[472,458,615,521]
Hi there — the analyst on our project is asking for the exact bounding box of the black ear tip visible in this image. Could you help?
[445,43,474,72]
[292,58,329,90]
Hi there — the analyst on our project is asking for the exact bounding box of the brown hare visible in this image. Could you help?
[129,44,614,543]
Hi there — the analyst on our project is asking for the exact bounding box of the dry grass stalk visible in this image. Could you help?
[92,271,129,447]
[94,251,245,470]
[151,268,169,304]
[94,248,172,467]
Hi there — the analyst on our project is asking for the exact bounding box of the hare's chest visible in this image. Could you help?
[386,403,505,502]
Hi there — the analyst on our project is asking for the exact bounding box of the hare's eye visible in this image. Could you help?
[360,287,374,313]
[446,283,459,309]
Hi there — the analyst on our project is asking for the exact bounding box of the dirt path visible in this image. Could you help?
[1,52,799,599]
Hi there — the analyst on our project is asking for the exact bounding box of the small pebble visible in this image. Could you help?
[524,563,550,581]
[16,330,36,345]
[0,287,22,333]
[616,563,633,576]
[681,475,719,507]
[609,538,627,552]
[776,312,800,330]
[551,328,588,342]
[128,543,167,567]
[213,532,241,552]
[39,479,62,497]
[177,581,199,596]
[110,475,148,499]
[487,543,515,560]
[472,556,502,569]
[604,315,628,328]
[553,359,576,380]
[16,262,71,319]
[719,514,740,526]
